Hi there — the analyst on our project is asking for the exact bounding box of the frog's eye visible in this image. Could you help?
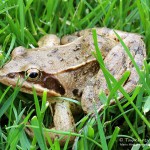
[26,68,41,81]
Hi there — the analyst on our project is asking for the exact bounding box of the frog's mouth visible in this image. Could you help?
[0,71,65,97]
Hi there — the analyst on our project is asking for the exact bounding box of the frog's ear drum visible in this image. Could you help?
[43,75,65,95]
[11,46,26,58]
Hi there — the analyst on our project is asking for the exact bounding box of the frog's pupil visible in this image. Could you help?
[29,72,38,78]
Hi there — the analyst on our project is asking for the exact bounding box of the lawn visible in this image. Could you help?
[0,0,150,150]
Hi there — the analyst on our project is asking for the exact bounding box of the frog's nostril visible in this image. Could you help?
[7,73,16,78]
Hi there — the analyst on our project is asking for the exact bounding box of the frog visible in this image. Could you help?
[0,27,146,144]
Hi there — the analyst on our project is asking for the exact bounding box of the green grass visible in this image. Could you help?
[0,0,150,150]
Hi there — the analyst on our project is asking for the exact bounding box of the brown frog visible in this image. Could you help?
[0,28,146,144]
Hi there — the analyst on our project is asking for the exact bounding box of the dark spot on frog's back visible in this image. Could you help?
[72,89,78,96]
[72,44,81,51]
[43,74,65,95]
[57,56,64,61]
[47,53,52,57]
[51,48,58,53]
[72,89,83,97]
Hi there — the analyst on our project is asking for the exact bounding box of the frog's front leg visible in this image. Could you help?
[47,101,75,145]
[81,32,146,113]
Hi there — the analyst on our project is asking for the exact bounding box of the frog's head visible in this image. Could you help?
[0,46,65,97]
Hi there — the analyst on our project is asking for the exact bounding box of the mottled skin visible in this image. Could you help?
[0,28,146,144]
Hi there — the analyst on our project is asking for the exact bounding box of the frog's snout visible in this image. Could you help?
[0,67,8,77]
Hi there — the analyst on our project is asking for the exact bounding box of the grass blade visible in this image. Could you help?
[18,0,25,42]
[94,104,108,150]
[31,116,47,150]
[108,126,120,150]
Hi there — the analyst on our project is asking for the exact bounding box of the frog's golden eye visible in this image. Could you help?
[26,68,41,81]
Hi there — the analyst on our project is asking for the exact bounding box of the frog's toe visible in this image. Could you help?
[60,35,78,45]
[11,46,26,59]
[38,34,60,48]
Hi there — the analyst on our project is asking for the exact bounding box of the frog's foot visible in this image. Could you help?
[81,33,146,114]
[38,34,60,47]
[46,101,75,145]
